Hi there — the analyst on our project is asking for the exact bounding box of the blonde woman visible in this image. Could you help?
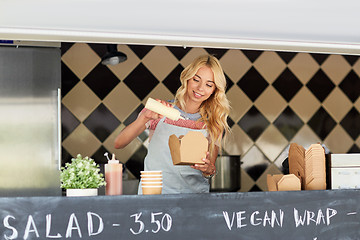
[115,54,230,194]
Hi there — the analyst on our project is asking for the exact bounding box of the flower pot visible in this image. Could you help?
[66,188,98,197]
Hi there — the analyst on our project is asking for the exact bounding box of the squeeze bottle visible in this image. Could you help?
[145,97,184,121]
[105,153,123,195]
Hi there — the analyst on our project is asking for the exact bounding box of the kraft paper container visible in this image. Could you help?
[140,171,163,193]
[267,174,301,191]
[141,178,162,182]
[141,182,163,186]
[142,186,162,195]
[169,131,208,165]
[288,143,326,190]
[140,170,162,175]
[140,174,162,178]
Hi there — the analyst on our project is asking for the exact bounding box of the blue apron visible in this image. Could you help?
[138,118,210,194]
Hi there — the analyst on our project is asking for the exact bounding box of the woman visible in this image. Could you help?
[114,54,230,194]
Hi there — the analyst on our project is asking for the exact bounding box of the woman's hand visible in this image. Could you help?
[140,99,173,120]
[191,152,216,177]
[115,99,172,149]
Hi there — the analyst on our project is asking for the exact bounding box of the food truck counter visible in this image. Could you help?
[1,190,359,240]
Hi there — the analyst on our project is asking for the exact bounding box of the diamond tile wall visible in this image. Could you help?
[61,43,360,192]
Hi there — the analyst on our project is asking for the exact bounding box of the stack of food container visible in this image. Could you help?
[140,171,162,195]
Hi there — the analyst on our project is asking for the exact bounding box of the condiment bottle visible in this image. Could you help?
[145,97,184,121]
[105,153,123,195]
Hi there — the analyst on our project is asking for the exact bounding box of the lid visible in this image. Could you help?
[105,152,120,164]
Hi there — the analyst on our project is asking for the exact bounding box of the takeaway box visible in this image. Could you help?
[168,131,208,165]
[267,143,327,191]
[267,174,301,191]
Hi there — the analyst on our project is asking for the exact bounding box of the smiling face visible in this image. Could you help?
[185,66,216,106]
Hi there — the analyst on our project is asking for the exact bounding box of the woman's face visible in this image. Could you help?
[186,66,216,104]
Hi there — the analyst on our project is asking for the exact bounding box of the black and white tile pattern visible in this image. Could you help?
[61,43,360,192]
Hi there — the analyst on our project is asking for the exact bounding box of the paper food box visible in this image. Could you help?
[168,131,208,165]
[288,143,326,190]
[267,174,301,191]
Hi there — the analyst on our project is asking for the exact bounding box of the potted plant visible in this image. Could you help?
[60,154,106,196]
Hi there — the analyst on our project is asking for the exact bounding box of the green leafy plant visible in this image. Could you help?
[60,154,106,189]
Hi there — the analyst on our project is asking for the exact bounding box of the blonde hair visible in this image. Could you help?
[174,55,231,158]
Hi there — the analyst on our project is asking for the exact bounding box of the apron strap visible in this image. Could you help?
[159,117,166,123]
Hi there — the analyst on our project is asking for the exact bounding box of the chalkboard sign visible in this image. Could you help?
[1,190,360,240]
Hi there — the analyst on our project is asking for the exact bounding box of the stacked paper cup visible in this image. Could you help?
[140,171,163,195]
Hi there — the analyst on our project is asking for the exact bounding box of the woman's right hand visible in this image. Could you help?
[115,99,172,149]
[141,99,173,120]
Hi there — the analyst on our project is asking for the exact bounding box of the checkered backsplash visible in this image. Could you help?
[61,43,360,192]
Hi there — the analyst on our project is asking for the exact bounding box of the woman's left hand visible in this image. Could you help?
[191,152,216,176]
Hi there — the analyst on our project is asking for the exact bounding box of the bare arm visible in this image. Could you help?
[114,113,148,149]
[114,99,173,149]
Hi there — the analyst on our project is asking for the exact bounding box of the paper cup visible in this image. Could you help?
[141,178,162,182]
[142,186,162,195]
[141,174,162,178]
[141,182,163,186]
[141,171,162,175]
